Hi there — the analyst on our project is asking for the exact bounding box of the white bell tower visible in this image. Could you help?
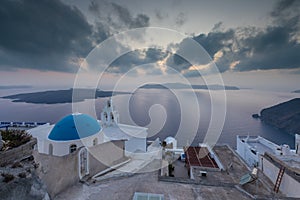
[296,134,300,155]
[101,98,119,127]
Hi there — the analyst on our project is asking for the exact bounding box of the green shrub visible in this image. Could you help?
[18,172,26,178]
[11,162,23,168]
[1,173,15,183]
[0,129,31,149]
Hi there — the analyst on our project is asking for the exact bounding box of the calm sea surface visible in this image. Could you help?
[0,88,299,148]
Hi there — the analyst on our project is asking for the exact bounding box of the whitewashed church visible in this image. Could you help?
[29,98,147,157]
[28,99,148,198]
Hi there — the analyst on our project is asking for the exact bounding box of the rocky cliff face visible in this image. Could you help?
[0,173,49,200]
[260,98,300,135]
[0,157,49,200]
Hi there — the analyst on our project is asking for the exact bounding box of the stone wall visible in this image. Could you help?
[33,140,126,198]
[0,138,36,166]
[33,149,79,199]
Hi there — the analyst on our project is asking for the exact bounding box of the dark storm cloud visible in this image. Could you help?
[109,48,168,74]
[154,9,168,20]
[89,0,149,32]
[0,0,94,72]
[170,0,300,76]
[1,0,299,75]
[93,0,300,76]
[193,29,235,58]
[271,0,297,17]
[163,26,235,74]
[110,3,149,28]
[0,0,150,72]
[175,12,186,26]
[232,0,300,71]
[235,26,300,71]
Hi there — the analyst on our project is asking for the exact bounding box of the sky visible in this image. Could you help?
[0,0,299,91]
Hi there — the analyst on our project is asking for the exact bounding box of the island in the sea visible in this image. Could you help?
[1,88,129,104]
[292,90,300,93]
[2,84,239,104]
[140,83,240,90]
[259,98,300,135]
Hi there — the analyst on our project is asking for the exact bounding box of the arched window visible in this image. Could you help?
[104,112,108,120]
[111,112,114,122]
[93,138,98,146]
[49,144,53,155]
[70,144,77,153]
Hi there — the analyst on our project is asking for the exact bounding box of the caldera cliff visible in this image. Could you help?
[260,98,300,135]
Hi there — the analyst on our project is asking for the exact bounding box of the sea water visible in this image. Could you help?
[0,88,298,148]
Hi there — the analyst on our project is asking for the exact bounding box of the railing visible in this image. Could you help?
[0,121,47,128]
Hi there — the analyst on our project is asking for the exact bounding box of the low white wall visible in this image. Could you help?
[262,156,300,198]
[125,137,146,154]
[236,137,259,167]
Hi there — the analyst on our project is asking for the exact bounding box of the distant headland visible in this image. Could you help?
[259,98,300,135]
[140,83,240,90]
[1,88,129,104]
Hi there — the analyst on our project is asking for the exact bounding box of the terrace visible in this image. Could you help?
[184,146,220,170]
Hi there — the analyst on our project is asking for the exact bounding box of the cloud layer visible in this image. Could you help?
[0,0,95,72]
[89,0,300,76]
[190,0,300,73]
[0,0,299,76]
[0,0,149,72]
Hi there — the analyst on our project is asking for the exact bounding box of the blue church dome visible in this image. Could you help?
[48,113,101,141]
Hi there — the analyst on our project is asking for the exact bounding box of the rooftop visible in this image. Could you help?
[238,135,280,155]
[28,123,54,140]
[247,141,274,155]
[54,145,283,200]
[103,123,148,141]
[275,155,300,170]
[184,146,219,169]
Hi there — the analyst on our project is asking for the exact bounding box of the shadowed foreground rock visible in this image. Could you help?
[0,173,49,200]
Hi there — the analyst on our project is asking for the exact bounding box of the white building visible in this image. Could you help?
[29,113,103,156]
[28,98,148,157]
[27,99,149,198]
[236,134,300,198]
[164,136,177,149]
[236,135,282,167]
[101,99,147,156]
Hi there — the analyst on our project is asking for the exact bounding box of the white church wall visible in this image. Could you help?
[125,137,146,154]
[45,140,82,156]
[36,138,46,154]
[46,133,103,156]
